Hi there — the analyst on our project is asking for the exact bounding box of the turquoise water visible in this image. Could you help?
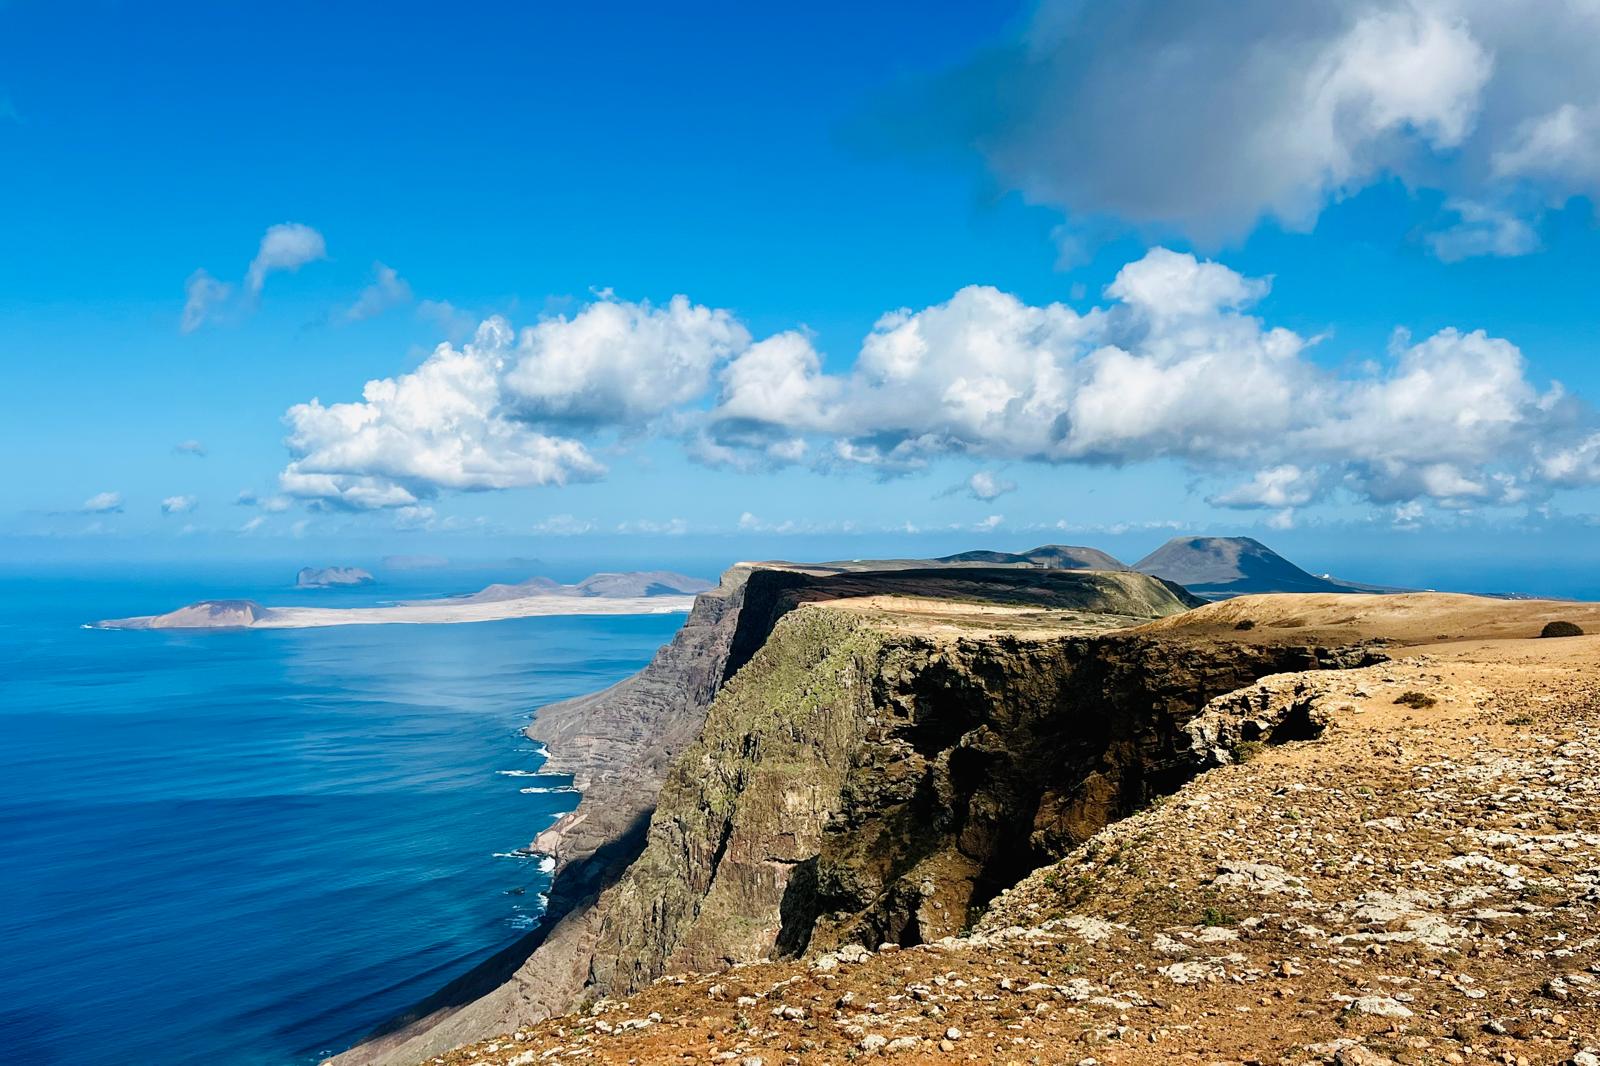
[0,566,684,1066]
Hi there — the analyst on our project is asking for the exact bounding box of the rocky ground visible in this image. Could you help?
[428,629,1600,1066]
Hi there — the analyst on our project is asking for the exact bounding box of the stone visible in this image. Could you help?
[1348,996,1414,1019]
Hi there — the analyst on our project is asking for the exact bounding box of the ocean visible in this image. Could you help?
[0,565,685,1066]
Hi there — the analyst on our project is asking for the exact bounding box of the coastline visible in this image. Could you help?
[94,595,696,631]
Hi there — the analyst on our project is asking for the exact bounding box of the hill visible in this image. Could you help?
[936,543,1126,570]
[436,571,713,605]
[1133,535,1354,598]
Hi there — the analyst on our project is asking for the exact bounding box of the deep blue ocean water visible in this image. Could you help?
[0,566,685,1066]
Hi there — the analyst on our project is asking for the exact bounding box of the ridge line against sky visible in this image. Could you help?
[2,0,1599,563]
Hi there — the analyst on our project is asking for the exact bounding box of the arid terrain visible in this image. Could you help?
[400,591,1600,1066]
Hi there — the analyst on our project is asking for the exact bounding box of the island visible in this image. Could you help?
[92,570,712,630]
[296,566,377,588]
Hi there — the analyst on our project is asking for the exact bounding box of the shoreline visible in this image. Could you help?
[93,595,697,631]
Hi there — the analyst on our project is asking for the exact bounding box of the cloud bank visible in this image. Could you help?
[279,249,1599,521]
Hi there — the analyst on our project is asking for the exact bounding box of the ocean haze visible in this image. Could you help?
[0,566,682,1066]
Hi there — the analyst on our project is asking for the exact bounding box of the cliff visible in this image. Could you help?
[431,597,1600,1066]
[331,563,1364,1064]
[582,603,1377,997]
[330,566,756,1064]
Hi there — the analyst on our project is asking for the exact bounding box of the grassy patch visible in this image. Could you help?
[1231,740,1267,763]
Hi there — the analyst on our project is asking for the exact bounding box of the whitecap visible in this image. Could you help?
[519,785,577,794]
[496,770,540,777]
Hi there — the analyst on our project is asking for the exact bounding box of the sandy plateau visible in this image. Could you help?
[420,593,1600,1066]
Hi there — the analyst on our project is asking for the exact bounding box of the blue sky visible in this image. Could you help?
[4,1,1600,586]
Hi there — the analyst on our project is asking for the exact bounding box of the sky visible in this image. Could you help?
[4,0,1600,588]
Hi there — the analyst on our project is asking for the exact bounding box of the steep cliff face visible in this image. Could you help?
[580,603,1383,997]
[334,565,1360,1066]
[329,568,756,1066]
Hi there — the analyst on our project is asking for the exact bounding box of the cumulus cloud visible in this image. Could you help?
[912,0,1600,257]
[502,293,748,424]
[1209,466,1323,510]
[181,270,231,333]
[700,248,1584,514]
[948,470,1017,501]
[344,262,413,321]
[160,495,197,515]
[280,251,1600,519]
[281,317,606,509]
[246,223,327,294]
[81,491,123,514]
[173,439,207,457]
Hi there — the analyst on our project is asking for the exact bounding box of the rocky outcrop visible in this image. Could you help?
[296,566,375,588]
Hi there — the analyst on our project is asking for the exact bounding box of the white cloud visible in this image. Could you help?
[1391,501,1426,528]
[698,248,1585,511]
[160,495,197,515]
[957,471,1018,501]
[1210,465,1322,510]
[344,262,413,321]
[81,491,123,514]
[181,270,231,333]
[502,293,748,424]
[1493,101,1600,189]
[924,0,1600,258]
[1538,431,1600,488]
[278,250,1600,519]
[533,513,595,535]
[616,517,689,535]
[1427,199,1540,262]
[246,223,326,294]
[280,318,605,509]
[173,439,207,457]
[975,514,1004,532]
